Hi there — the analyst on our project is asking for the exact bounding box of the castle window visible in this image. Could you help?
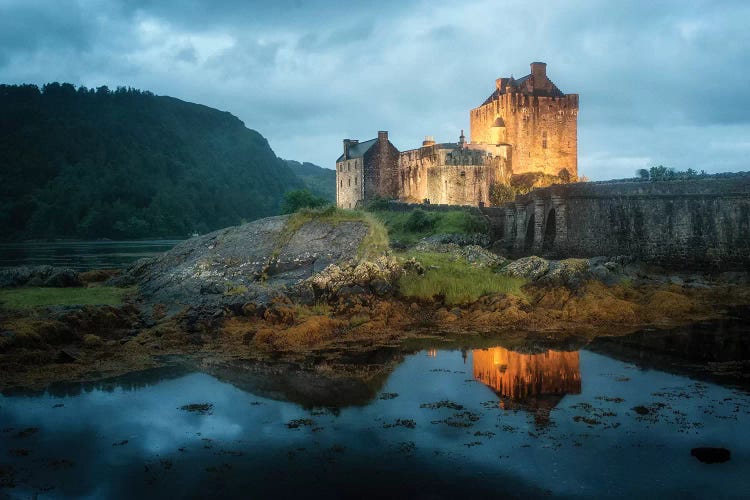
[340,179,343,188]
[542,131,548,149]
[348,178,351,187]
[354,177,357,186]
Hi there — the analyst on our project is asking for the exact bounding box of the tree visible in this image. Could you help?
[489,182,516,205]
[636,169,650,180]
[280,189,330,214]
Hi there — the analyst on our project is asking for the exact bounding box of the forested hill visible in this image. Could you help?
[0,82,320,240]
[282,159,336,201]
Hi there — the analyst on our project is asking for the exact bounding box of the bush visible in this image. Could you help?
[404,209,434,232]
[281,189,330,214]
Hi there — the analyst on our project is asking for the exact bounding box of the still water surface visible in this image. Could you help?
[0,240,182,270]
[1,324,748,498]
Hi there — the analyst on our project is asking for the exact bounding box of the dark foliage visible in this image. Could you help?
[0,83,310,240]
[404,209,435,232]
[280,189,331,214]
[647,165,707,181]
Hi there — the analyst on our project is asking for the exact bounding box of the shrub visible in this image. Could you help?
[404,209,434,232]
[281,189,330,214]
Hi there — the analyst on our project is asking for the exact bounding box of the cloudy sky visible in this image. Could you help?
[2,0,749,180]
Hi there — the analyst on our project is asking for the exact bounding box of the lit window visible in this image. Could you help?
[542,131,548,149]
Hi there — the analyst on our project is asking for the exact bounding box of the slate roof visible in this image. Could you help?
[336,138,377,163]
[482,74,565,105]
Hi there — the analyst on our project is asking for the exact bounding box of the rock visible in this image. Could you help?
[305,255,403,300]
[119,214,380,318]
[502,256,551,281]
[55,349,79,364]
[43,268,82,288]
[502,256,591,287]
[691,447,731,464]
[413,241,506,269]
[0,265,82,288]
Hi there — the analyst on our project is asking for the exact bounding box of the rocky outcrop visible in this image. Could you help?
[502,256,594,287]
[115,214,390,316]
[413,241,508,269]
[0,265,82,288]
[303,255,403,300]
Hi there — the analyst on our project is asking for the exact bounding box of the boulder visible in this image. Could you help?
[413,241,506,269]
[502,256,590,287]
[117,214,387,316]
[0,265,82,288]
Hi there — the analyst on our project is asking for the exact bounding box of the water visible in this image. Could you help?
[0,240,182,271]
[1,325,749,498]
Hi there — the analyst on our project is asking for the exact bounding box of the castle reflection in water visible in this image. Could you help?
[472,347,581,424]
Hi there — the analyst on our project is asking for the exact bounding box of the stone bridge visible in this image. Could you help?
[480,175,750,269]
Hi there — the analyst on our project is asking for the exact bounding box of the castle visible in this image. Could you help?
[336,62,579,208]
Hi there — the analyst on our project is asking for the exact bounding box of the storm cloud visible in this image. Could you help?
[2,0,749,179]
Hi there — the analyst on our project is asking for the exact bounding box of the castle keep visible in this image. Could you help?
[336,62,579,208]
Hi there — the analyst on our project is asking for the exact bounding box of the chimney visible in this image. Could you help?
[343,139,358,159]
[378,130,388,143]
[530,61,547,85]
[422,135,435,147]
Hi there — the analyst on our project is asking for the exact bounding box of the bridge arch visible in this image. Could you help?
[524,213,535,251]
[542,208,556,251]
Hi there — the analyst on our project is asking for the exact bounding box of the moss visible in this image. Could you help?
[397,251,526,305]
[371,209,487,245]
[277,206,389,261]
[224,284,249,296]
[0,287,133,310]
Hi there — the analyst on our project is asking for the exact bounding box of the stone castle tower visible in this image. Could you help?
[336,62,578,208]
[469,62,578,178]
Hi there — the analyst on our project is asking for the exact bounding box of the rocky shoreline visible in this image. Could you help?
[1,211,749,391]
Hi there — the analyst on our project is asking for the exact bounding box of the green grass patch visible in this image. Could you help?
[398,251,525,305]
[371,209,487,245]
[281,206,389,260]
[0,286,132,310]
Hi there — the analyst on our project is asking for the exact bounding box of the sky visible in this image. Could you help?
[1,0,749,180]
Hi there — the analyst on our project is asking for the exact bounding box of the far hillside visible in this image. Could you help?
[283,160,336,201]
[0,83,323,241]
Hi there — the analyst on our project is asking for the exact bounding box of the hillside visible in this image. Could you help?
[0,83,314,240]
[282,159,336,201]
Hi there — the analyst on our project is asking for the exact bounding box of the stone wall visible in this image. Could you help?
[363,131,400,202]
[336,157,364,209]
[470,93,578,178]
[486,175,750,269]
[397,144,510,205]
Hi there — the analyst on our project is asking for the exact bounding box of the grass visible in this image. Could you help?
[281,206,389,260]
[0,286,132,310]
[398,251,525,305]
[371,209,487,245]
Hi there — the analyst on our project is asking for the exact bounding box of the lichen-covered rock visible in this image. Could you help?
[413,241,506,269]
[502,256,590,287]
[306,255,404,299]
[0,265,82,288]
[502,256,551,281]
[115,214,375,316]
